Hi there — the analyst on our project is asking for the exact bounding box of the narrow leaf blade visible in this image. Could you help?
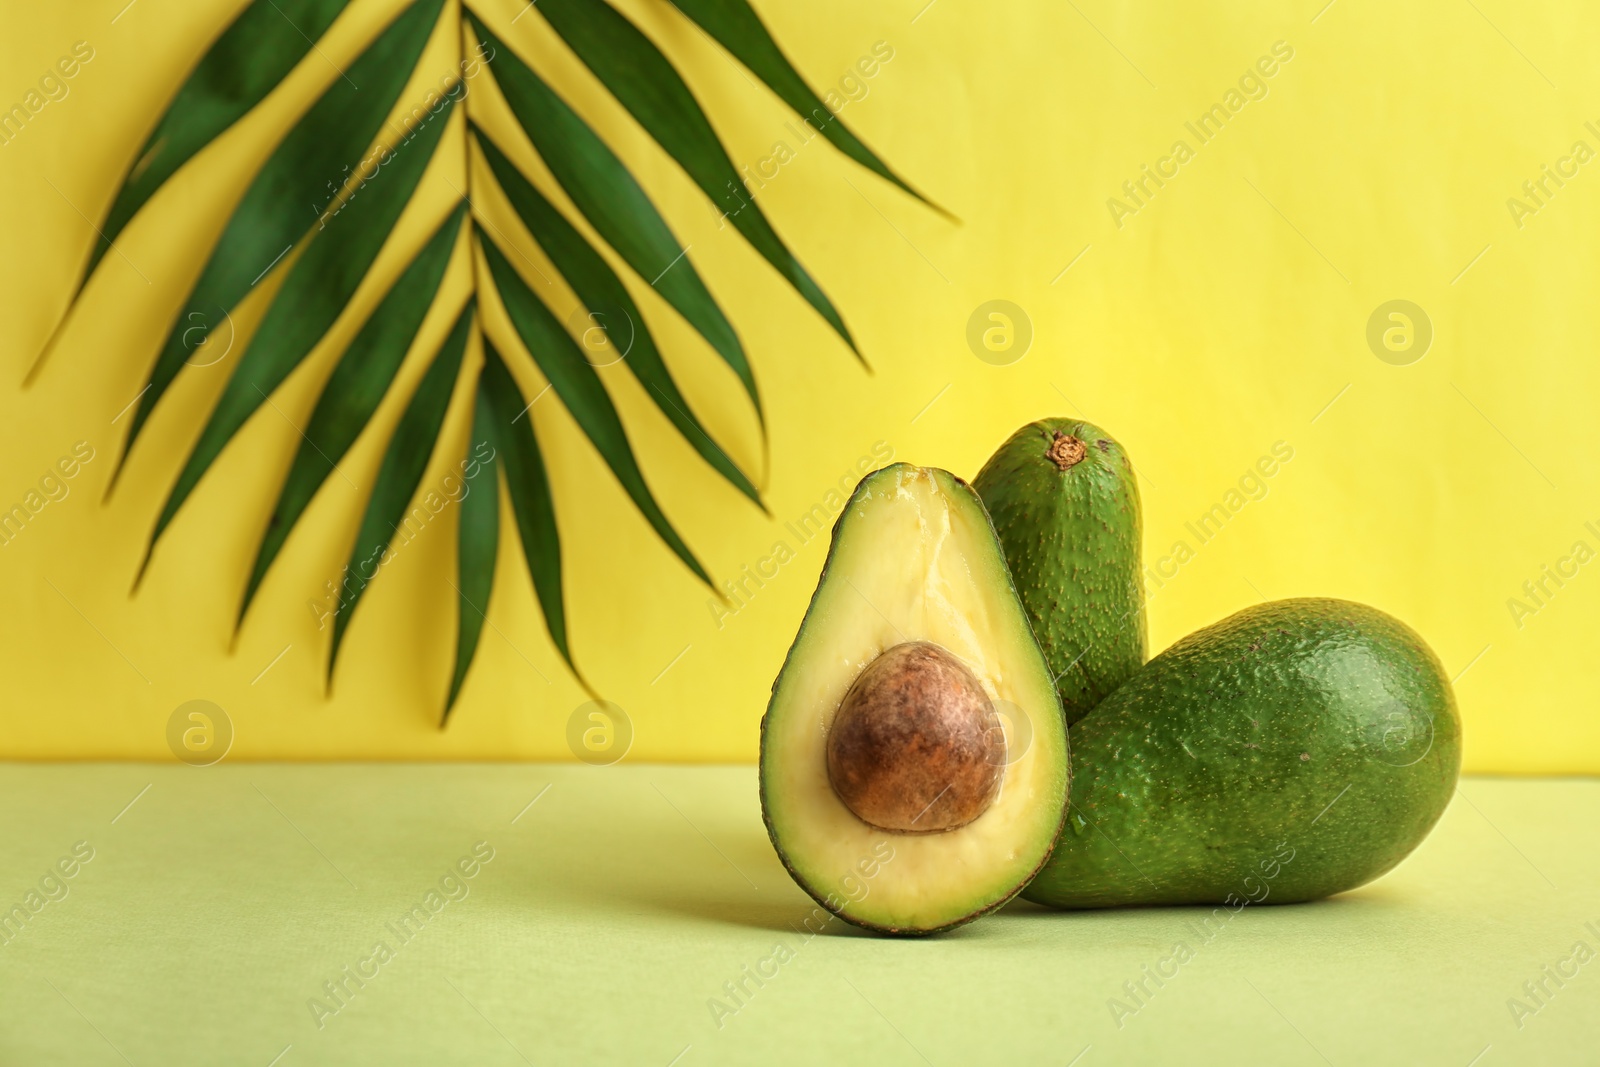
[466,15,760,418]
[146,90,458,565]
[668,0,932,207]
[531,0,859,356]
[120,0,446,461]
[445,372,502,721]
[84,0,355,286]
[240,201,468,624]
[330,302,474,676]
[478,227,712,587]
[473,127,760,508]
[479,340,572,670]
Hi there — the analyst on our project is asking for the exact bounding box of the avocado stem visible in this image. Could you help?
[1047,431,1087,471]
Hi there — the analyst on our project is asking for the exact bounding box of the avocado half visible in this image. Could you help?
[760,464,1071,935]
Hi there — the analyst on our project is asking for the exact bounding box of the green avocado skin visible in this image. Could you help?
[974,419,1144,726]
[1024,598,1461,908]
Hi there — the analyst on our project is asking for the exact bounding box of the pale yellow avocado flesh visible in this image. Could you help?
[760,464,1070,933]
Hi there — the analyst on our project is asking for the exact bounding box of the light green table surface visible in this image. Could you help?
[1,766,1595,1065]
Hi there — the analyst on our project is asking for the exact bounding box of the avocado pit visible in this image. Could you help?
[825,641,1005,833]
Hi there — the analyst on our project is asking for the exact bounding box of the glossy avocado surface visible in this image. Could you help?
[1025,598,1461,908]
[975,418,1145,726]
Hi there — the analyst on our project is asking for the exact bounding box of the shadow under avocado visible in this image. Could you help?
[1003,878,1421,924]
[593,849,998,941]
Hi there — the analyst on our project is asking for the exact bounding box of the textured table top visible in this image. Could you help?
[1,765,1595,1065]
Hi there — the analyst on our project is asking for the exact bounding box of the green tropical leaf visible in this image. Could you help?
[473,125,762,510]
[47,0,935,709]
[82,0,356,293]
[668,0,935,209]
[239,201,469,627]
[477,225,712,589]
[445,375,502,721]
[138,89,459,580]
[330,301,474,679]
[465,15,760,421]
[479,339,573,673]
[114,0,446,460]
[530,0,861,358]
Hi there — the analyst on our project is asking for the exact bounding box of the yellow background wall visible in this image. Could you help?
[1,0,1595,770]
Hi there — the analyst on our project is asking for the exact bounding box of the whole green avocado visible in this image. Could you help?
[974,419,1144,725]
[1024,598,1461,908]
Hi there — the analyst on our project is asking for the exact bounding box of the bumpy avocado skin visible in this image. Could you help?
[1024,598,1461,908]
[974,419,1144,725]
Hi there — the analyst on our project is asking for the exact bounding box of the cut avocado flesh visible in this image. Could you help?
[760,464,1070,934]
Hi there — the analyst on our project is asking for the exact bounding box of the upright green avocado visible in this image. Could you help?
[974,418,1145,725]
[1025,598,1461,908]
[761,464,1071,934]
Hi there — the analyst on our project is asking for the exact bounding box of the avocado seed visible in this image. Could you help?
[826,641,1005,833]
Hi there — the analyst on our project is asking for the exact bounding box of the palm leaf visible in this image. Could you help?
[473,125,762,509]
[239,201,469,627]
[113,0,447,464]
[668,0,936,210]
[81,0,356,296]
[446,376,502,721]
[38,2,934,718]
[477,225,710,587]
[465,14,760,422]
[531,0,861,358]
[138,88,459,582]
[479,339,572,679]
[329,301,475,679]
